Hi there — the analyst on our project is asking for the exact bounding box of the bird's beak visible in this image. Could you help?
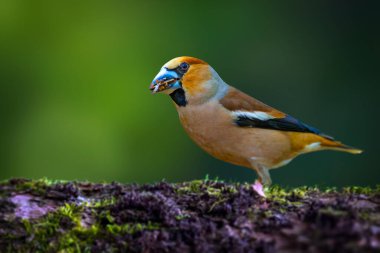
[149,68,181,94]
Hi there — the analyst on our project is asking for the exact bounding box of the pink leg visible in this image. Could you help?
[252,180,266,197]
[249,161,271,198]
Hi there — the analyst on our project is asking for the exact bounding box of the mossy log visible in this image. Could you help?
[0,178,379,253]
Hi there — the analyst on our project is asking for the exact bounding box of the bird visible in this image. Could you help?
[149,56,362,197]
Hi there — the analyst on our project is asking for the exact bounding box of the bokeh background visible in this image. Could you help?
[1,1,379,187]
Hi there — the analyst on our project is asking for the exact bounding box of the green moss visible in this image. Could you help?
[319,207,348,217]
[176,180,240,213]
[84,196,116,208]
[175,214,190,220]
[59,203,84,225]
[16,180,48,195]
[266,185,291,205]
[15,198,165,252]
[99,210,115,224]
[343,186,376,195]
[177,179,224,196]
[324,187,338,193]
[57,224,100,253]
[187,180,204,193]
[208,198,228,212]
[106,222,160,235]
[176,180,202,194]
[16,201,94,252]
[266,185,320,207]
[1,178,67,196]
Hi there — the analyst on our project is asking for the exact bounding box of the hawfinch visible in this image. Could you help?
[149,56,362,196]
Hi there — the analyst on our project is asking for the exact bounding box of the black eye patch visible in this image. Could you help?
[170,88,187,107]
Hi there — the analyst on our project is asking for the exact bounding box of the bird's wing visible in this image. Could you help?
[219,87,334,140]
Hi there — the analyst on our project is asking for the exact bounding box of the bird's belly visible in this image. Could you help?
[183,124,251,167]
[177,104,293,168]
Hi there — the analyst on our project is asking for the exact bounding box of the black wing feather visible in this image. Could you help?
[235,114,334,140]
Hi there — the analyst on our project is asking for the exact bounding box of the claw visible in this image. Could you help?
[252,180,266,197]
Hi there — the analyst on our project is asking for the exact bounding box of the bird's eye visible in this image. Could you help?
[179,62,189,71]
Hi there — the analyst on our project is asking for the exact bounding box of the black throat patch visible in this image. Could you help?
[170,88,187,107]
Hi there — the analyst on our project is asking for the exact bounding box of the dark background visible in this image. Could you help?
[1,1,379,187]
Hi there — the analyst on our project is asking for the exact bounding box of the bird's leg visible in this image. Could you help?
[250,160,272,197]
[257,166,272,186]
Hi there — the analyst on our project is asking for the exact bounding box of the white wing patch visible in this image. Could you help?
[233,111,275,121]
[303,142,321,152]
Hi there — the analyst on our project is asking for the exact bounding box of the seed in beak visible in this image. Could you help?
[151,78,180,93]
[153,85,160,93]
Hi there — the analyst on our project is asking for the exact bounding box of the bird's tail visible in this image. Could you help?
[321,139,363,154]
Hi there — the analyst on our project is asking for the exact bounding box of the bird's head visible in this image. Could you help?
[150,56,226,106]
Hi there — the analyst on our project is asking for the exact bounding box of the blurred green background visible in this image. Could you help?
[1,1,378,187]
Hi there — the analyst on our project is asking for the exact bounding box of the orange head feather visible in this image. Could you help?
[164,57,211,96]
[151,56,226,105]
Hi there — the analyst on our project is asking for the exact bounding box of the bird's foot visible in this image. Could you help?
[252,180,266,197]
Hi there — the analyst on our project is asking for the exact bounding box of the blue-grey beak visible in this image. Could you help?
[149,68,182,94]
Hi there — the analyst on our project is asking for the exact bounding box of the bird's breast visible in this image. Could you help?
[176,101,253,167]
